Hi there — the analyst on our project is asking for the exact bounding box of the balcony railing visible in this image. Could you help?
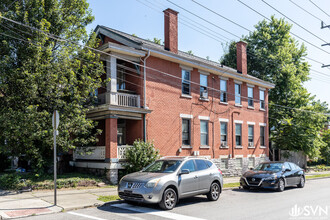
[97,92,140,108]
[117,145,133,160]
[73,146,105,160]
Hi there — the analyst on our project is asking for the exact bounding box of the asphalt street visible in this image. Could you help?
[22,178,330,220]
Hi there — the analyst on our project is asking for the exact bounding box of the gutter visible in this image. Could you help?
[142,50,151,141]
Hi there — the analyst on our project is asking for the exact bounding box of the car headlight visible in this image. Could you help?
[264,175,277,181]
[145,179,160,188]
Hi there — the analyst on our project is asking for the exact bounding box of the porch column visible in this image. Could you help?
[105,117,118,162]
[106,56,117,104]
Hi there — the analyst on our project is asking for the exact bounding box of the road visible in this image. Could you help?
[23,178,330,220]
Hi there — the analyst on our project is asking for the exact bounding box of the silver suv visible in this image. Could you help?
[118,156,223,210]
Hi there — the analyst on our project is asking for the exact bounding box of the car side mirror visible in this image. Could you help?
[180,169,190,175]
[285,168,291,172]
[249,168,254,170]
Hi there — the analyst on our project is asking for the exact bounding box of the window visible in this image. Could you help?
[195,160,208,171]
[248,157,255,168]
[181,160,196,172]
[260,126,265,147]
[117,68,126,90]
[220,122,228,147]
[117,119,126,145]
[220,79,227,103]
[182,119,191,146]
[220,158,228,170]
[284,162,291,171]
[260,90,265,109]
[248,87,254,107]
[182,69,191,95]
[235,158,243,169]
[248,125,254,147]
[235,123,242,146]
[200,74,208,98]
[235,84,241,105]
[200,120,209,146]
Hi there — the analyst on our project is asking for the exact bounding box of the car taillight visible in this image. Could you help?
[218,169,222,175]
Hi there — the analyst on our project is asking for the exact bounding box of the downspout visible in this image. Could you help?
[142,50,151,142]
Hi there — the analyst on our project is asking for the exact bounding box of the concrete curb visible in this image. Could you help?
[306,176,330,181]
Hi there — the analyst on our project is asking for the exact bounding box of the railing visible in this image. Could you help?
[97,92,140,108]
[117,145,133,160]
[73,146,105,160]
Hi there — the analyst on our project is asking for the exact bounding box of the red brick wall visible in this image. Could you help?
[145,56,269,159]
[105,118,117,159]
[126,119,143,145]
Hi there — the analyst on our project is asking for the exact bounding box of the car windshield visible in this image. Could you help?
[142,160,182,173]
[254,163,283,172]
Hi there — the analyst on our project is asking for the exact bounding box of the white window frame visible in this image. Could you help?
[220,79,228,103]
[235,83,241,106]
[182,118,191,147]
[259,89,265,110]
[248,124,254,148]
[235,123,242,148]
[248,86,254,108]
[181,69,191,96]
[220,122,228,148]
[200,120,209,147]
[200,74,208,99]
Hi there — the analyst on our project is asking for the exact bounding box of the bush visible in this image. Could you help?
[124,140,160,173]
[0,173,21,190]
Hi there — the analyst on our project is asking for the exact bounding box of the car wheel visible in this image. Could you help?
[277,179,285,192]
[243,185,250,190]
[159,188,177,210]
[297,176,305,188]
[207,182,221,201]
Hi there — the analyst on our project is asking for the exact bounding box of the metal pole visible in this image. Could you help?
[53,112,57,206]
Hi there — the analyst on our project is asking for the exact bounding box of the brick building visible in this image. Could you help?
[71,8,275,183]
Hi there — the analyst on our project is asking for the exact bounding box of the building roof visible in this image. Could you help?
[95,25,275,89]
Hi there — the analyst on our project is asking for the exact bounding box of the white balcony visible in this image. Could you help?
[97,92,140,108]
[73,146,105,160]
[117,145,133,160]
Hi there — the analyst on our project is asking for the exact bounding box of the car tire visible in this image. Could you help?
[159,188,177,210]
[277,179,285,192]
[297,176,305,188]
[243,185,250,190]
[207,182,221,201]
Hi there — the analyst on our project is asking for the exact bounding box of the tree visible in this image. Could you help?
[0,0,105,172]
[221,16,328,157]
[321,129,330,164]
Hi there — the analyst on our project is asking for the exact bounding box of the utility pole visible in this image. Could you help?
[321,21,330,68]
[52,110,60,206]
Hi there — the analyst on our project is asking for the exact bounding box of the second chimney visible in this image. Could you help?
[164,8,178,53]
[236,41,247,75]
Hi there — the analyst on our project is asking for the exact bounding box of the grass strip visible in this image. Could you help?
[306,173,330,179]
[223,182,240,188]
[97,195,121,202]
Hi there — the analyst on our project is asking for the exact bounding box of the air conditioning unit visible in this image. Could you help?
[221,142,228,147]
[248,142,254,147]
[193,151,200,156]
[201,91,208,99]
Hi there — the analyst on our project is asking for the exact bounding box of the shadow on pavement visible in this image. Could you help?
[232,186,299,193]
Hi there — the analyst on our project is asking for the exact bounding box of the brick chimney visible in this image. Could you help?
[236,41,247,75]
[164,8,178,53]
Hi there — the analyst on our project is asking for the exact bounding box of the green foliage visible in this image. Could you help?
[153,37,162,45]
[0,173,21,190]
[221,16,329,157]
[0,153,10,172]
[124,140,160,173]
[321,129,330,163]
[187,50,194,55]
[97,195,121,202]
[0,0,105,172]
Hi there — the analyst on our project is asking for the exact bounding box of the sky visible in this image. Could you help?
[86,0,330,106]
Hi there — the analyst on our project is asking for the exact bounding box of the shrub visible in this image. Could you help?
[124,140,160,173]
[0,173,21,190]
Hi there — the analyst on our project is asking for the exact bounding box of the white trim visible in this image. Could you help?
[259,123,267,126]
[219,76,228,80]
[220,101,228,105]
[235,155,244,158]
[180,64,193,71]
[234,120,243,124]
[260,146,267,149]
[259,87,266,91]
[259,154,267,157]
[198,70,210,75]
[198,116,210,120]
[235,103,243,107]
[234,80,243,85]
[235,146,243,149]
[181,145,192,149]
[259,108,266,111]
[247,83,255,88]
[219,118,229,122]
[180,114,193,119]
[247,106,255,110]
[219,155,229,159]
[180,94,192,99]
[247,121,255,125]
[247,154,256,157]
[200,146,210,149]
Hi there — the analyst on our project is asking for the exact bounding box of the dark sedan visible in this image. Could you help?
[240,161,305,192]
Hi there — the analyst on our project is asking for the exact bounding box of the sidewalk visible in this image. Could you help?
[0,173,329,219]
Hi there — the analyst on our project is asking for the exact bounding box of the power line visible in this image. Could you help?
[309,0,330,18]
[1,15,329,116]
[261,0,328,44]
[289,0,326,23]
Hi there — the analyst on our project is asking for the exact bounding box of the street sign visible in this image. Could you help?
[52,110,60,130]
